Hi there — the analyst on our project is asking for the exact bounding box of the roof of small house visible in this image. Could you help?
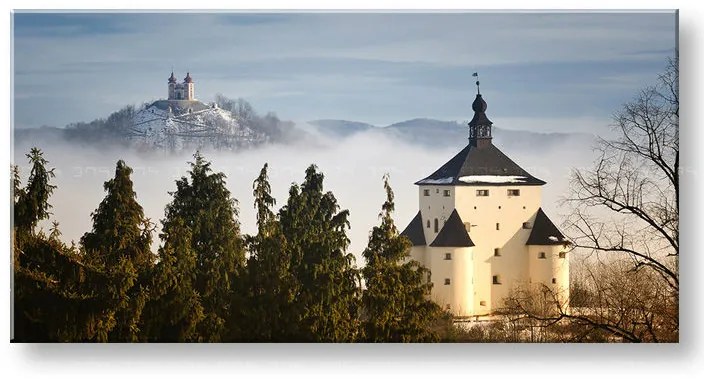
[430,209,475,247]
[415,143,546,186]
[526,208,569,246]
[400,211,426,246]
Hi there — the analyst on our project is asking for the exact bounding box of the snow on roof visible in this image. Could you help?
[458,175,529,184]
[417,177,454,185]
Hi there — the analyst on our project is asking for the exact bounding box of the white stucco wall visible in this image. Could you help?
[425,246,474,316]
[454,185,542,312]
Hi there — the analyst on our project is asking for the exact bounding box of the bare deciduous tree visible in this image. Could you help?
[502,56,679,342]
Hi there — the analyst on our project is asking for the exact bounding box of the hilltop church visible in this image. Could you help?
[400,86,570,317]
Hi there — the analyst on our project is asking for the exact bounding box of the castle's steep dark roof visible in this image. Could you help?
[430,210,475,247]
[526,208,568,246]
[416,143,546,186]
[400,211,426,246]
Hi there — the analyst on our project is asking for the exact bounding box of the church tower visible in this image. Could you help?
[400,80,570,317]
[167,71,195,101]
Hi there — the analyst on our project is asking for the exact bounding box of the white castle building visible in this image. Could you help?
[400,89,570,317]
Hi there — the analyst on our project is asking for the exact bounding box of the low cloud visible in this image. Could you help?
[13,126,598,266]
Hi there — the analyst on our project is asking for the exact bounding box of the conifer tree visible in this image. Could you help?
[13,147,56,237]
[12,149,102,342]
[144,217,205,341]
[243,163,298,341]
[80,160,154,342]
[279,165,360,342]
[361,174,443,342]
[161,151,245,341]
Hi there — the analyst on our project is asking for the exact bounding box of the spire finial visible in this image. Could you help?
[472,72,480,95]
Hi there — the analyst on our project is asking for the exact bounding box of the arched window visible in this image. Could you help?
[434,218,439,233]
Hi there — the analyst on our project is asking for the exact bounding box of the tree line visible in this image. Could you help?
[12,149,452,342]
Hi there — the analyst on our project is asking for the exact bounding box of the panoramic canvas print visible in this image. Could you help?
[10,11,678,343]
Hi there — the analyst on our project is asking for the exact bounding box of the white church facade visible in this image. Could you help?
[400,90,570,318]
[168,71,195,101]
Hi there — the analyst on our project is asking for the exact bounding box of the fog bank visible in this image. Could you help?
[13,128,598,266]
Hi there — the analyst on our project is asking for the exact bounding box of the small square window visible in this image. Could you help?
[445,253,452,260]
[496,223,500,230]
[423,189,430,196]
[508,189,520,196]
[492,275,501,285]
[444,278,451,285]
[559,252,567,259]
[552,278,557,284]
[494,248,501,257]
[476,189,489,197]
[522,222,532,229]
[480,301,486,306]
[498,206,502,209]
[443,189,451,197]
[538,252,547,259]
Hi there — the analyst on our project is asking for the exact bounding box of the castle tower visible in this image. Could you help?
[400,82,570,317]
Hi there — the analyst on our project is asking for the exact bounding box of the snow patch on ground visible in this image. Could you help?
[128,102,266,151]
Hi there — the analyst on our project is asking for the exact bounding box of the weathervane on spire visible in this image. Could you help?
[472,72,480,94]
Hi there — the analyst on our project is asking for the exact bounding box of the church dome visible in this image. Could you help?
[184,72,193,83]
[472,94,487,112]
[168,72,177,83]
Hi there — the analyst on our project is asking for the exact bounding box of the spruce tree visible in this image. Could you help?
[13,147,56,237]
[279,164,360,342]
[12,148,102,342]
[161,151,245,341]
[361,174,443,342]
[144,217,205,341]
[243,163,297,341]
[80,160,154,342]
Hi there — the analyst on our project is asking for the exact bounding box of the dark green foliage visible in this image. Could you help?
[79,160,155,342]
[144,217,205,342]
[81,160,154,269]
[241,164,299,341]
[279,165,361,342]
[159,151,245,341]
[13,147,56,235]
[13,231,110,342]
[12,149,479,343]
[13,149,104,342]
[361,175,444,342]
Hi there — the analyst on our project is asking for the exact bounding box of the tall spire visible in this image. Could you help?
[468,75,493,148]
[473,72,480,95]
